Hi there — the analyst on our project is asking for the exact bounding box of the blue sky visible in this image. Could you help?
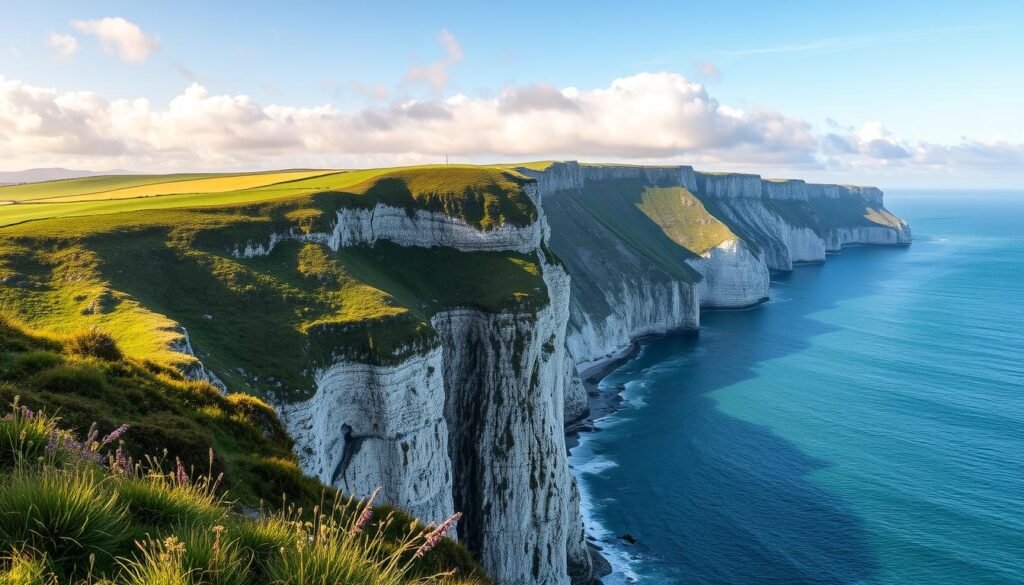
[2,1,1023,187]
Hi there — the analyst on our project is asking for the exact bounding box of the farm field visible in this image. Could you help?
[0,165,537,228]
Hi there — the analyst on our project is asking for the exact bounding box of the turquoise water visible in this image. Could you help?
[570,192,1024,584]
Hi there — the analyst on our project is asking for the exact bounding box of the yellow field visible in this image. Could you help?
[31,170,336,203]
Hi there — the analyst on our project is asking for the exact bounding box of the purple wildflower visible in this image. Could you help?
[175,458,190,486]
[45,430,60,455]
[100,424,129,446]
[113,445,134,476]
[415,512,461,558]
[19,405,34,420]
[352,487,380,535]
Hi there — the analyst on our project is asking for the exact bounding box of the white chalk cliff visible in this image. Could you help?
[220,162,909,585]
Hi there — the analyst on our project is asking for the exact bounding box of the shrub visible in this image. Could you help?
[65,328,122,362]
[224,393,289,443]
[31,364,105,397]
[0,468,128,579]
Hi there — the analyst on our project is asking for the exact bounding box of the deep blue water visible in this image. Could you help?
[570,192,1024,584]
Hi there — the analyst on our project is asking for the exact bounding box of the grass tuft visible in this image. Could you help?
[0,467,128,579]
[31,363,106,397]
[0,398,57,471]
[0,550,57,585]
[65,329,122,362]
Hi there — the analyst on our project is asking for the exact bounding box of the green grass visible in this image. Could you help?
[0,165,536,230]
[542,177,711,321]
[0,318,313,504]
[0,467,129,579]
[0,394,489,585]
[634,185,735,255]
[0,165,545,398]
[768,196,905,234]
[499,161,556,171]
[0,323,491,581]
[0,174,225,203]
[31,170,335,203]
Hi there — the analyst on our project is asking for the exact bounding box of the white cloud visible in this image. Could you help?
[47,33,78,60]
[72,17,159,63]
[404,29,463,95]
[1,73,1022,185]
[0,73,820,170]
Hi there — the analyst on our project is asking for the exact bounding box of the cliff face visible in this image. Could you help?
[237,162,910,585]
[529,163,910,439]
[268,181,584,585]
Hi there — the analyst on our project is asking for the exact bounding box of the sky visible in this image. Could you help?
[1,1,1023,188]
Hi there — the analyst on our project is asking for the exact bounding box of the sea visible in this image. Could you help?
[569,191,1024,584]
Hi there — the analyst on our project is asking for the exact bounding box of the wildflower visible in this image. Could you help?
[113,445,134,476]
[352,487,380,535]
[175,457,190,486]
[100,423,129,446]
[45,430,60,455]
[19,405,34,419]
[415,512,461,558]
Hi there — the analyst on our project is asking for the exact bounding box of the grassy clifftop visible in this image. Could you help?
[0,166,545,400]
[0,319,487,584]
[0,166,537,230]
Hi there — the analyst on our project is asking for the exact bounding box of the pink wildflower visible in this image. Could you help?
[45,430,60,455]
[415,512,461,558]
[175,458,190,486]
[113,445,134,476]
[352,487,380,535]
[100,424,129,446]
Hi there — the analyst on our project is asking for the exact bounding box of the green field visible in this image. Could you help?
[0,173,226,202]
[0,165,536,229]
[29,170,336,203]
[0,165,544,399]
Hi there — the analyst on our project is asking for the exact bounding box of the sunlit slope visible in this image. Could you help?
[767,195,907,234]
[0,173,223,202]
[30,170,335,202]
[0,165,543,399]
[635,185,736,255]
[540,176,729,321]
